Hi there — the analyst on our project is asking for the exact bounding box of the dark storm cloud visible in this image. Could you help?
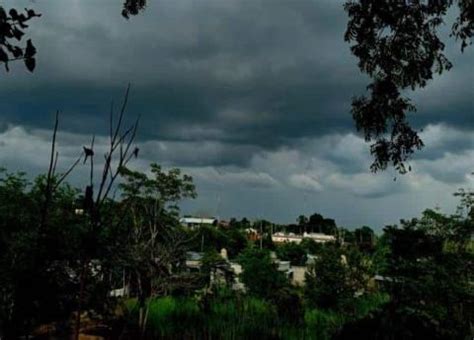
[0,0,472,227]
[1,0,471,168]
[0,1,361,145]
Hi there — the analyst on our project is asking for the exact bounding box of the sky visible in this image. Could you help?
[0,0,472,230]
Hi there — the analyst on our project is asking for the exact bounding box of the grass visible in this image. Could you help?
[122,291,389,339]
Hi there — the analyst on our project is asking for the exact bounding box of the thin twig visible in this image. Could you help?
[39,110,60,231]
[53,154,83,190]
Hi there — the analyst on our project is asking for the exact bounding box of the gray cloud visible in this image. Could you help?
[1,122,471,229]
[0,0,472,228]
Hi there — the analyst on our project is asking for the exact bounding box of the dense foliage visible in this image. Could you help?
[0,164,472,338]
[345,0,473,172]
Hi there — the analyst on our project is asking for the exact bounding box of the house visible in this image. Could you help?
[179,217,217,229]
[271,232,336,244]
[185,251,203,270]
[184,249,246,291]
[245,227,260,241]
[218,220,230,228]
[291,266,307,286]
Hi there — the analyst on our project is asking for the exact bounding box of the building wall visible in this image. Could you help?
[291,266,307,286]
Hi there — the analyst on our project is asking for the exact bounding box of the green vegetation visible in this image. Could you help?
[121,290,389,339]
[1,0,472,338]
[275,242,307,266]
[0,162,472,339]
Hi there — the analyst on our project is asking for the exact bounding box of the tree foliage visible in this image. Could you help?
[118,164,198,330]
[275,242,307,266]
[238,248,288,300]
[344,0,473,172]
[0,6,40,72]
[305,245,354,310]
[122,0,147,19]
[0,170,83,337]
[338,199,474,339]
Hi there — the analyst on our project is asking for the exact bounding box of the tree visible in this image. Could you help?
[275,242,307,266]
[339,227,356,244]
[122,0,147,19]
[341,198,473,339]
[345,0,473,173]
[189,225,228,254]
[304,245,353,310]
[321,218,338,235]
[0,6,40,72]
[297,215,308,229]
[199,250,232,289]
[238,247,288,300]
[1,0,148,74]
[354,226,375,252]
[0,170,84,337]
[118,163,197,332]
[105,1,472,172]
[307,213,338,234]
[300,237,323,255]
[395,207,472,335]
[303,241,372,312]
[222,228,248,258]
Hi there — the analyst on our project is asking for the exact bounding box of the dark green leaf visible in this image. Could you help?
[12,27,24,41]
[24,57,35,72]
[25,39,36,58]
[0,47,8,63]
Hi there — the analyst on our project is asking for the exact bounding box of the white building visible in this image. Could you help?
[179,217,217,229]
[272,232,336,244]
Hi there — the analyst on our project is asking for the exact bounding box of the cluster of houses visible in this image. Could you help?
[185,248,316,289]
[271,232,336,244]
[179,216,336,244]
[109,217,388,297]
[180,216,337,289]
[110,216,385,297]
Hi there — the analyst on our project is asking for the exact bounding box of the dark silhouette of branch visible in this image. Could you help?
[122,0,147,19]
[74,84,139,339]
[39,111,59,232]
[53,154,83,191]
[345,0,472,173]
[0,6,41,72]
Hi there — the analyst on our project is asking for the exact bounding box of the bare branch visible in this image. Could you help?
[39,110,60,231]
[53,153,83,190]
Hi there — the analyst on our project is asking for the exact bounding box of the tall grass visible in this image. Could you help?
[122,291,389,339]
[206,295,277,338]
[304,308,345,340]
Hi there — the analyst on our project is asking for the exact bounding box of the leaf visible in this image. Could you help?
[25,39,36,58]
[12,46,23,58]
[0,7,6,20]
[26,9,38,18]
[24,57,35,72]
[9,9,19,20]
[0,47,8,63]
[12,27,24,41]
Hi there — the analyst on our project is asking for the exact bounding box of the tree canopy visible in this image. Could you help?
[344,0,473,172]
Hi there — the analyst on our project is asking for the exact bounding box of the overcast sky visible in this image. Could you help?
[0,0,472,230]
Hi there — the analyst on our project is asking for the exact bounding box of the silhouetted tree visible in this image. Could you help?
[304,245,353,310]
[354,225,375,252]
[345,0,473,173]
[122,0,147,19]
[0,6,40,72]
[275,242,307,266]
[238,248,288,300]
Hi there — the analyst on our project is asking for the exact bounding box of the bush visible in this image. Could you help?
[305,308,346,340]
